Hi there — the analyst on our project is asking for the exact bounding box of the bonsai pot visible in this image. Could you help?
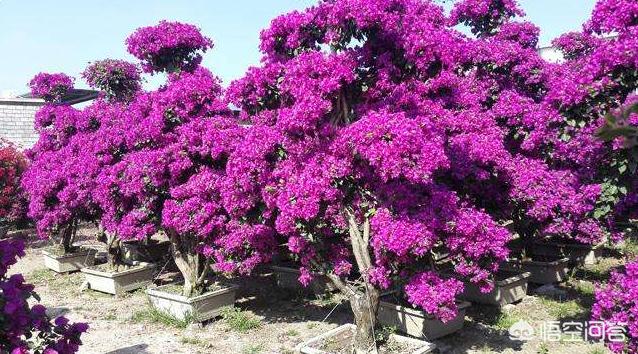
[461,271,531,306]
[146,282,238,322]
[81,262,155,295]
[531,241,603,266]
[501,257,570,284]
[121,240,171,264]
[295,323,436,354]
[42,247,97,273]
[377,299,470,340]
[271,264,336,294]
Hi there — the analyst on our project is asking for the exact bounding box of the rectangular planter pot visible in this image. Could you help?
[295,323,436,354]
[377,300,470,340]
[121,240,171,264]
[532,242,603,266]
[146,283,238,322]
[271,265,336,294]
[461,271,531,306]
[502,257,571,284]
[43,248,97,273]
[81,262,155,295]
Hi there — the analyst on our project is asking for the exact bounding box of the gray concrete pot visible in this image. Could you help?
[461,271,531,306]
[377,300,470,340]
[146,283,238,322]
[81,262,155,295]
[532,241,603,266]
[42,248,97,273]
[295,323,436,354]
[502,257,571,284]
[121,240,171,264]
[271,265,336,294]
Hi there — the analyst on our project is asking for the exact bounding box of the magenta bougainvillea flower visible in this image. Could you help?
[28,73,74,103]
[0,238,87,353]
[592,260,638,353]
[126,20,213,73]
[82,59,142,101]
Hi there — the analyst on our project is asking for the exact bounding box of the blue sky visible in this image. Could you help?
[0,0,596,94]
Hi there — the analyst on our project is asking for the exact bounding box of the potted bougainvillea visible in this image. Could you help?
[23,73,98,273]
[93,21,275,320]
[225,0,585,350]
[1,237,87,353]
[226,0,637,349]
[72,59,158,295]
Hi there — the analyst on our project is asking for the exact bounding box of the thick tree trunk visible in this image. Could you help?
[60,221,77,254]
[350,288,380,354]
[105,232,122,271]
[323,211,380,354]
[167,230,209,298]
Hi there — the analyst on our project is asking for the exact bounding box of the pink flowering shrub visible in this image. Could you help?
[592,261,638,353]
[125,21,213,73]
[450,0,524,36]
[0,140,28,228]
[82,59,142,102]
[405,272,465,322]
[28,73,74,103]
[0,238,87,353]
[544,0,638,238]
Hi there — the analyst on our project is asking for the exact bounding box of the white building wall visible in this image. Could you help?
[0,98,44,149]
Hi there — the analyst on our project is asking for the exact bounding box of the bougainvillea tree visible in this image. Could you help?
[545,0,638,240]
[22,75,86,253]
[82,59,142,102]
[94,21,276,296]
[0,238,87,353]
[226,0,613,350]
[28,73,74,104]
[0,139,28,232]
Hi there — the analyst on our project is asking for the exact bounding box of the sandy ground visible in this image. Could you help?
[10,227,614,354]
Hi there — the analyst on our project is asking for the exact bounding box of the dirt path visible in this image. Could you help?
[10,230,613,354]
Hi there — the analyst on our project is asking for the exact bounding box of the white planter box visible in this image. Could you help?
[271,265,336,294]
[377,300,470,340]
[81,262,155,295]
[295,323,436,354]
[42,248,97,273]
[146,283,238,322]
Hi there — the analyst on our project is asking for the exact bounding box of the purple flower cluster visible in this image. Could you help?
[592,260,638,353]
[450,0,524,35]
[405,272,465,322]
[28,73,74,103]
[126,21,213,73]
[82,59,142,102]
[0,238,87,353]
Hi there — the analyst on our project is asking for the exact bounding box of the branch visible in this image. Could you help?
[346,209,372,273]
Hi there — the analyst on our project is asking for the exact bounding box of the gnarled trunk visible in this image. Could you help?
[167,230,210,298]
[105,232,123,271]
[350,287,380,354]
[60,220,77,254]
[324,211,380,354]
